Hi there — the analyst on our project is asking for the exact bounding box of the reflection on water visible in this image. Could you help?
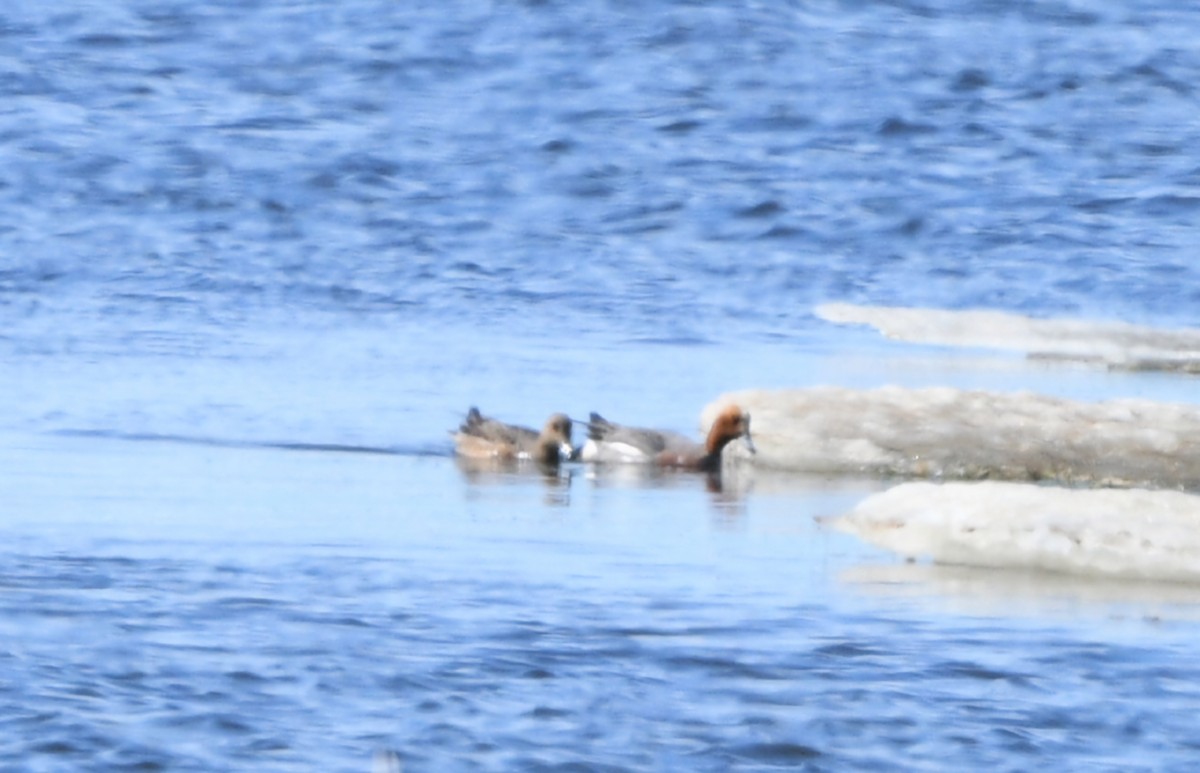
[841,561,1200,622]
[454,455,575,508]
[9,435,1200,771]
[372,749,403,773]
[582,460,721,490]
[579,461,756,518]
[454,455,756,515]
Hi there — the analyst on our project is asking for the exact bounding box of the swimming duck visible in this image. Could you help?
[578,404,754,471]
[453,407,574,465]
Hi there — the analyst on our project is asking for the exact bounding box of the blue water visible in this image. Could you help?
[6,1,1200,770]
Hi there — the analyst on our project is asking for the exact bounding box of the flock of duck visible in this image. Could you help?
[452,404,755,473]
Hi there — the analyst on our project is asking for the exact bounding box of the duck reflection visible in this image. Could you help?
[577,461,752,516]
[453,455,574,507]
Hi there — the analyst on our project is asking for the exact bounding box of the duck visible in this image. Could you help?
[452,407,574,465]
[578,404,754,471]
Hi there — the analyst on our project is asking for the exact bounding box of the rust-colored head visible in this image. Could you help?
[705,405,754,457]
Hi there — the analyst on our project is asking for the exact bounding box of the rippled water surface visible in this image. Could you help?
[8,438,1200,772]
[6,1,1200,770]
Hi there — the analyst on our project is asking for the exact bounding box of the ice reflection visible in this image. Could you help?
[841,561,1200,622]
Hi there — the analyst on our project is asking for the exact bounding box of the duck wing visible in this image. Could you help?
[460,407,538,445]
[586,413,698,457]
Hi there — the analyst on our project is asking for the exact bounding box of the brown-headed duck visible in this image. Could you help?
[578,404,754,472]
[453,407,573,465]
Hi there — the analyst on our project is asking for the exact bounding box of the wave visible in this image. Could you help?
[832,481,1200,584]
[817,303,1200,372]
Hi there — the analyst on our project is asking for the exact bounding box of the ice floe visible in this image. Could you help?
[706,308,1200,582]
[705,386,1200,488]
[833,481,1200,583]
[817,303,1200,372]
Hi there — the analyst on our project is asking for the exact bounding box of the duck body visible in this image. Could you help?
[577,414,693,464]
[579,404,753,472]
[453,407,573,465]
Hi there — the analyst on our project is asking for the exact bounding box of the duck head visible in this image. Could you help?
[537,413,574,464]
[705,404,755,458]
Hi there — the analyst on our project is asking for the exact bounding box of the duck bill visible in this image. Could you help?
[742,431,757,455]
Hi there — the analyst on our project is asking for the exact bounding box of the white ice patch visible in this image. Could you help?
[704,387,1200,488]
[817,303,1200,372]
[834,481,1200,583]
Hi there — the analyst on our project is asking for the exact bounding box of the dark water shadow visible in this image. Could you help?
[48,428,446,458]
